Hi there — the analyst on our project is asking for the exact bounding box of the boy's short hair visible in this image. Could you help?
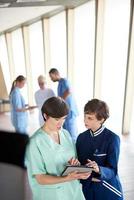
[84,99,109,121]
[41,97,69,120]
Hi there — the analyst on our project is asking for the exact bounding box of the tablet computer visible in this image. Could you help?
[61,165,93,176]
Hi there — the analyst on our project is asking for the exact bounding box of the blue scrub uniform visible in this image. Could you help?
[10,87,28,134]
[58,78,79,141]
[76,126,123,200]
[25,128,85,200]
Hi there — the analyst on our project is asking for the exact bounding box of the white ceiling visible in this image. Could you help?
[0,6,62,33]
[0,0,89,34]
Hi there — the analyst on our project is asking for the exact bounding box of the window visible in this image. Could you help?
[11,29,26,76]
[29,21,45,93]
[74,1,95,132]
[101,0,130,134]
[49,11,67,76]
[0,35,11,94]
[11,28,28,102]
[49,11,67,94]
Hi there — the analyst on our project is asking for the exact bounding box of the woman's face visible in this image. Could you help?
[45,115,67,131]
[38,81,45,89]
[84,113,104,132]
[18,80,26,88]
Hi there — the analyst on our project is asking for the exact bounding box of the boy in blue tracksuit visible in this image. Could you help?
[76,99,123,200]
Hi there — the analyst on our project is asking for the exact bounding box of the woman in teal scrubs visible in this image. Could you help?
[25,97,90,200]
[10,75,33,134]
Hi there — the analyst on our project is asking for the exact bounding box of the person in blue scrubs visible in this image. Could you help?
[49,68,79,142]
[25,97,90,200]
[76,99,123,200]
[9,75,33,134]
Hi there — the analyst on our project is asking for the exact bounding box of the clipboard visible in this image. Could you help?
[61,165,93,176]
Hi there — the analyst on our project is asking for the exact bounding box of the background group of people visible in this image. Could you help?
[9,69,123,200]
[9,68,78,142]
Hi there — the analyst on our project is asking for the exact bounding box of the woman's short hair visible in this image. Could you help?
[84,99,109,121]
[38,75,45,83]
[41,97,69,120]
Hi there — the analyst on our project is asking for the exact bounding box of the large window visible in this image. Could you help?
[101,0,130,134]
[11,29,26,76]
[11,28,28,102]
[49,11,67,76]
[29,21,45,93]
[0,35,11,94]
[74,1,95,132]
[49,11,67,94]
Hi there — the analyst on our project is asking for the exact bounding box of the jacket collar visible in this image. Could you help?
[90,125,105,137]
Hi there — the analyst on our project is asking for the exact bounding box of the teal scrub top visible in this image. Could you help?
[25,128,85,200]
[10,87,28,133]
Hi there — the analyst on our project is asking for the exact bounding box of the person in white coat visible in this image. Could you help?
[35,75,55,126]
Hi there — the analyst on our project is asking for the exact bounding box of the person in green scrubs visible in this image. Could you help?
[25,97,90,200]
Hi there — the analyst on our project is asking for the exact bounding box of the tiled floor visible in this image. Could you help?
[0,111,134,200]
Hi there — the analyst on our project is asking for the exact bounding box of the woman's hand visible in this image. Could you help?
[35,171,91,185]
[68,157,80,166]
[66,158,91,181]
[28,105,37,110]
[86,159,100,173]
[66,171,91,181]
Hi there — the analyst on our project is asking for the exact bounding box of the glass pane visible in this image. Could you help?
[49,11,67,94]
[130,100,134,137]
[11,28,28,102]
[0,35,11,94]
[101,0,130,134]
[74,0,95,132]
[29,21,45,94]
[11,29,26,76]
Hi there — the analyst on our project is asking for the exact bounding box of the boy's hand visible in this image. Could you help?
[86,159,100,173]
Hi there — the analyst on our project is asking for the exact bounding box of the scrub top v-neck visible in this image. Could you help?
[25,128,85,200]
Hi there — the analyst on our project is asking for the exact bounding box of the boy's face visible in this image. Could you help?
[84,113,104,132]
